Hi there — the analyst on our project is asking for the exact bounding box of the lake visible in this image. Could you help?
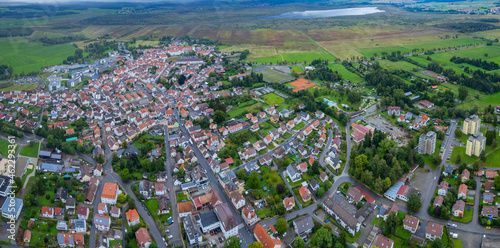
[259,7,384,20]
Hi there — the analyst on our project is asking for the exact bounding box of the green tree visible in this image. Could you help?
[247,172,260,189]
[236,169,248,181]
[407,194,421,211]
[431,238,442,248]
[455,128,463,138]
[458,86,468,101]
[294,237,305,248]
[127,197,136,209]
[249,241,263,248]
[276,203,286,215]
[314,227,333,248]
[225,236,241,248]
[384,211,398,236]
[214,110,226,124]
[494,176,500,190]
[276,218,287,234]
[119,168,130,181]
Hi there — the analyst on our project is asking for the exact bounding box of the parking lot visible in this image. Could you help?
[366,115,410,145]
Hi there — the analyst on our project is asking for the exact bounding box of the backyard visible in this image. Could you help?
[145,198,170,222]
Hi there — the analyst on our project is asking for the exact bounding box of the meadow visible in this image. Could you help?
[457,91,500,110]
[0,37,76,75]
[261,93,285,106]
[327,64,364,83]
[377,60,422,71]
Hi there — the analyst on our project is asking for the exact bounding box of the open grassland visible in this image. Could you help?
[0,37,76,75]
[377,60,422,71]
[262,93,285,106]
[457,91,500,110]
[439,83,487,103]
[261,69,292,83]
[250,51,336,64]
[327,64,363,83]
[291,66,304,73]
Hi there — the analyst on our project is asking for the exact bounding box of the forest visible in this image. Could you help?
[427,62,500,93]
[37,35,87,46]
[307,60,342,82]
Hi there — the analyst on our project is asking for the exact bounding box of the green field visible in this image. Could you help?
[19,142,40,158]
[261,93,285,106]
[458,91,500,111]
[133,40,160,47]
[439,83,487,104]
[227,100,265,118]
[452,239,463,248]
[291,66,304,73]
[378,60,422,71]
[251,51,335,64]
[358,37,485,59]
[0,138,15,157]
[261,69,292,83]
[0,37,77,75]
[426,45,500,68]
[328,64,363,83]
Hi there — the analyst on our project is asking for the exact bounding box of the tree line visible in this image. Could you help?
[37,35,87,46]
[0,27,33,37]
[450,56,499,71]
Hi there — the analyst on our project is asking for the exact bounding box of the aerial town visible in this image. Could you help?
[0,38,499,248]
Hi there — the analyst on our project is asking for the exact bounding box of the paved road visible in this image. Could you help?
[173,107,255,246]
[163,125,183,248]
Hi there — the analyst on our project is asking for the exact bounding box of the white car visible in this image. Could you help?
[168,235,173,239]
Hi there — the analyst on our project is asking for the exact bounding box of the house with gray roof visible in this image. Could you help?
[286,164,301,183]
[293,215,314,238]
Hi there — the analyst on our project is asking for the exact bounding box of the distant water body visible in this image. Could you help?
[259,7,384,20]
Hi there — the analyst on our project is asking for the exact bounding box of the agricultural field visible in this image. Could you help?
[0,37,77,75]
[261,93,285,106]
[327,64,363,83]
[260,69,293,83]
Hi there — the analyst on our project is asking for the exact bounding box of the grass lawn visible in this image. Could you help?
[145,198,169,222]
[0,37,77,75]
[485,148,500,167]
[345,230,361,243]
[282,132,292,139]
[263,168,285,188]
[291,66,304,73]
[109,240,122,247]
[0,138,16,157]
[227,100,264,119]
[19,142,40,158]
[177,193,188,203]
[256,207,272,218]
[39,191,56,207]
[450,146,478,165]
[293,122,305,131]
[452,207,473,223]
[452,238,463,248]
[262,93,285,106]
[458,91,500,111]
[21,166,34,186]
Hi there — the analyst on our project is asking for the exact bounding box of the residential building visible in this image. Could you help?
[93,214,111,231]
[283,197,295,211]
[183,215,203,245]
[466,132,486,157]
[323,198,360,236]
[373,235,394,248]
[452,200,465,217]
[126,209,141,226]
[463,115,481,135]
[215,203,238,239]
[425,222,443,241]
[438,181,449,196]
[299,186,311,202]
[254,224,282,248]
[481,206,498,219]
[418,131,436,155]
[458,184,468,199]
[136,227,152,248]
[242,204,260,226]
[461,169,470,182]
[101,182,120,204]
[403,215,419,233]
[293,215,314,238]
[346,186,364,203]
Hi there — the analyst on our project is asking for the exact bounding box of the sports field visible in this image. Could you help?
[260,69,293,83]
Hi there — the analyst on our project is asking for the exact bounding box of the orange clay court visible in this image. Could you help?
[290,78,316,92]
